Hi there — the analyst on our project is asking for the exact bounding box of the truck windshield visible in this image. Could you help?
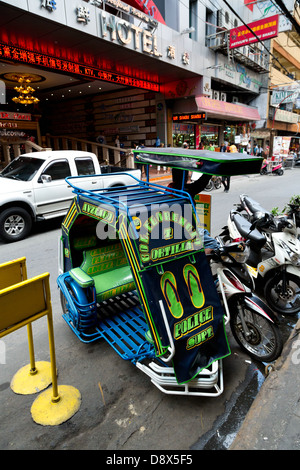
[0,156,45,181]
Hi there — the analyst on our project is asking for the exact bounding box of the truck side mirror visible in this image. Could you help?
[40,174,52,183]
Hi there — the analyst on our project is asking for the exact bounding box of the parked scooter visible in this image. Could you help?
[210,241,283,362]
[260,159,284,176]
[236,193,298,248]
[220,206,300,316]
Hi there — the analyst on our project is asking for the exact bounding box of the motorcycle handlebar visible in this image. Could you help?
[250,213,272,231]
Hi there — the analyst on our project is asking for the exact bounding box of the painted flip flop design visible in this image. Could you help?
[183,264,205,308]
[160,271,183,319]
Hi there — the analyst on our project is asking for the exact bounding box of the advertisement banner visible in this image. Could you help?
[229,14,279,49]
[271,90,299,106]
[273,136,291,156]
[194,194,211,232]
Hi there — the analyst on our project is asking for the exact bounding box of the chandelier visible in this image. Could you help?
[12,75,39,105]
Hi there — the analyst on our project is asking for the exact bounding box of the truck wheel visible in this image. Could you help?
[0,207,32,243]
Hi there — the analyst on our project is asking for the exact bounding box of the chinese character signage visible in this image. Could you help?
[229,14,279,49]
[0,43,159,92]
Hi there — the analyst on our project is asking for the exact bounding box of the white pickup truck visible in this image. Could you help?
[0,150,141,243]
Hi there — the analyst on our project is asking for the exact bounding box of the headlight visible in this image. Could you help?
[221,245,250,264]
[281,240,300,266]
[290,252,300,266]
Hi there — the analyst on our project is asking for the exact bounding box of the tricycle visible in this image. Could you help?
[57,147,264,397]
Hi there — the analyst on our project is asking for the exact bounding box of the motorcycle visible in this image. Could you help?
[210,240,283,362]
[260,160,284,176]
[236,193,298,248]
[220,205,300,316]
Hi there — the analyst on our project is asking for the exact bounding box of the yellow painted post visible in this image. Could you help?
[27,323,37,376]
[0,258,52,394]
[44,276,59,403]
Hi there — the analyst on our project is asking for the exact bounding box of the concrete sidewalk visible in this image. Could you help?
[230,318,300,450]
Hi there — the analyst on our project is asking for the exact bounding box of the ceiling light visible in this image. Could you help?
[12,75,39,105]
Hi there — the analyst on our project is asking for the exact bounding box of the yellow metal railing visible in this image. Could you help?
[0,258,81,425]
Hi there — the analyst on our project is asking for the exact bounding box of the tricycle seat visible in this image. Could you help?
[69,242,135,302]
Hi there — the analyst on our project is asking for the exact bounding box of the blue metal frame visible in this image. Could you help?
[58,173,206,360]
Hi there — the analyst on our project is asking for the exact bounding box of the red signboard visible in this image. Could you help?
[124,0,166,24]
[229,14,279,49]
[244,0,255,12]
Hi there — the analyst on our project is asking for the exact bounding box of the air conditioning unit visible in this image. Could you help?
[220,92,227,102]
[232,96,239,104]
[215,36,226,47]
[212,91,220,100]
[242,46,249,57]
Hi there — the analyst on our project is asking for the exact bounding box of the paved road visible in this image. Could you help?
[0,168,299,451]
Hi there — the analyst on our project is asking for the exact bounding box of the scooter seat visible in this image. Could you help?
[241,195,270,220]
[232,213,266,248]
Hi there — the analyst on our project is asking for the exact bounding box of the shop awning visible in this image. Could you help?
[195,96,261,121]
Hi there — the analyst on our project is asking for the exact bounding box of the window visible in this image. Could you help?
[2,157,44,181]
[75,157,95,175]
[189,0,198,40]
[205,8,215,46]
[42,160,71,181]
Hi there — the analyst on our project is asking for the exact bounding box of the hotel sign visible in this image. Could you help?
[99,12,162,57]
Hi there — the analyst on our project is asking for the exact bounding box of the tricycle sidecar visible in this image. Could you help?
[57,149,262,397]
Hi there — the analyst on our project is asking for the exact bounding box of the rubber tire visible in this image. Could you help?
[0,207,32,243]
[264,272,300,315]
[230,300,283,362]
[204,180,213,192]
[214,177,222,189]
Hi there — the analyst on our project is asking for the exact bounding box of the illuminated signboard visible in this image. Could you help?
[0,43,160,92]
[229,15,279,49]
[0,111,31,121]
[173,113,206,122]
